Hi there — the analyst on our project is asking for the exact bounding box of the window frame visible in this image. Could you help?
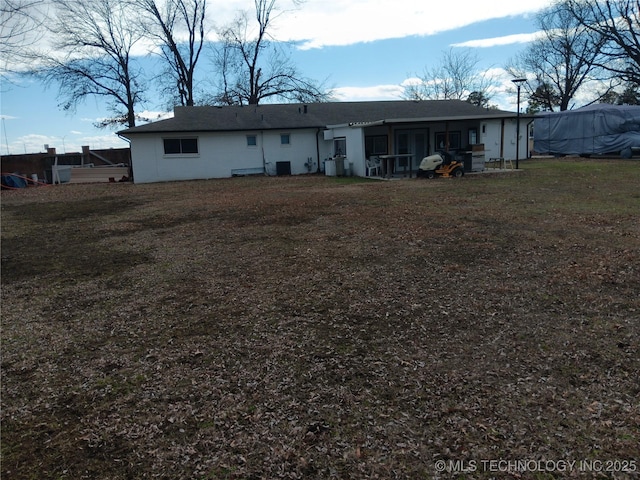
[435,131,462,151]
[468,128,478,146]
[365,135,388,156]
[280,133,291,146]
[163,137,199,156]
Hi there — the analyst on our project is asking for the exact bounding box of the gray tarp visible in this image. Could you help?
[534,104,640,156]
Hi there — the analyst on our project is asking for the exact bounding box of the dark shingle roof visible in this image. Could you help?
[119,100,516,135]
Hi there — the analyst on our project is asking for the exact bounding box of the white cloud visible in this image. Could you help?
[5,0,552,72]
[4,0,553,71]
[333,66,532,112]
[264,0,552,49]
[332,84,405,101]
[73,134,129,151]
[198,0,551,49]
[3,134,53,156]
[453,32,542,48]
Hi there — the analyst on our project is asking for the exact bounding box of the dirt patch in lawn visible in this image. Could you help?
[2,160,639,479]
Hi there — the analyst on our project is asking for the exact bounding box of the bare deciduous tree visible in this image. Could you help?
[565,0,640,86]
[212,0,331,105]
[0,0,44,81]
[526,82,562,113]
[135,0,206,107]
[38,0,146,128]
[403,48,497,104]
[507,0,610,111]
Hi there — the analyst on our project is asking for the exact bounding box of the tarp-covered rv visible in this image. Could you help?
[534,104,640,158]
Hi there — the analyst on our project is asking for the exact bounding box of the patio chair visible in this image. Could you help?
[366,156,381,177]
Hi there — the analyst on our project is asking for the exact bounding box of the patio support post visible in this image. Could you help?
[511,78,526,169]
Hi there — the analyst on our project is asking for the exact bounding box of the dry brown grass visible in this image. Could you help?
[2,159,639,479]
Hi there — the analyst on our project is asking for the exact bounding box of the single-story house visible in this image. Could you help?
[118,100,530,184]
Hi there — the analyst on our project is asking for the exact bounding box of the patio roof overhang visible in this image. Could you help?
[325,113,520,130]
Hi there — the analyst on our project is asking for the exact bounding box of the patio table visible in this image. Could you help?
[377,154,415,178]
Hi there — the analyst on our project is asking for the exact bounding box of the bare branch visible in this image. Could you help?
[210,0,330,105]
[35,0,146,127]
[403,48,498,105]
[565,0,640,86]
[506,0,612,111]
[0,0,46,80]
[134,0,207,106]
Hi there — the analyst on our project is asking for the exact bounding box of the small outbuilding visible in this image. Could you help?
[118,100,529,184]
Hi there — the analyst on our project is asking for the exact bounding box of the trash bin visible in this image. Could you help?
[325,159,336,176]
[334,156,345,176]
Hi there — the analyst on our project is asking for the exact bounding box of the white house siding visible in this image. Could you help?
[502,118,529,161]
[260,129,322,176]
[130,129,324,183]
[126,115,526,184]
[327,126,367,177]
[480,118,529,161]
[129,135,162,184]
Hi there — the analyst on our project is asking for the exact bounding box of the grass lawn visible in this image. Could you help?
[1,158,639,479]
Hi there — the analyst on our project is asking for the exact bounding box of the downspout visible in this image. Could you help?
[261,130,267,175]
[386,123,393,177]
[316,128,321,174]
[117,134,133,182]
[500,119,505,159]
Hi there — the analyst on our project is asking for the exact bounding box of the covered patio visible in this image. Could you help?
[332,117,497,178]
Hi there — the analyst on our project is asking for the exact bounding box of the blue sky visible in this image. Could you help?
[0,0,551,156]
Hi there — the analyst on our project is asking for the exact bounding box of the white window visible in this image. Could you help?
[247,135,257,147]
[280,133,290,146]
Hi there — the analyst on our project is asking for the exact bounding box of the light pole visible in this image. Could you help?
[511,78,526,169]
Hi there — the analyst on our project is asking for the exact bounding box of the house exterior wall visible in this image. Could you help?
[480,120,505,160]
[128,117,525,184]
[327,126,367,176]
[481,118,529,160]
[506,118,530,160]
[130,129,323,183]
[260,129,320,175]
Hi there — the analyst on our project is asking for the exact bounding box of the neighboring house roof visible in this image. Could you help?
[118,100,518,136]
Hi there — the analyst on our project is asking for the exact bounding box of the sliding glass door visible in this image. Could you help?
[396,129,429,171]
